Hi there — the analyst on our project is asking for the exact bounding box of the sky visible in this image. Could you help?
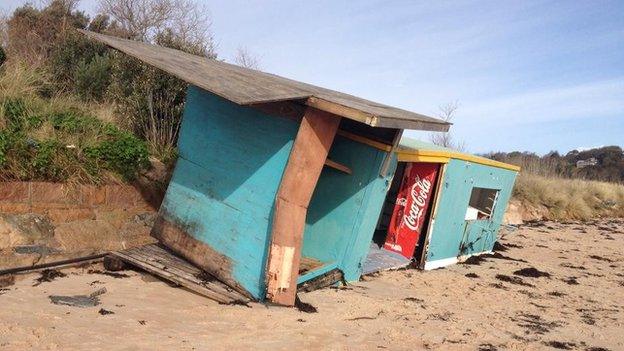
[2,0,623,154]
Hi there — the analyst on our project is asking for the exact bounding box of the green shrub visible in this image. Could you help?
[49,110,102,133]
[0,95,150,183]
[85,128,150,181]
[0,131,10,166]
[48,30,110,97]
[31,139,64,180]
[73,53,112,101]
[3,97,28,130]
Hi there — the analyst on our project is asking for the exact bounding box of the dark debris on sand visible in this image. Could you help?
[98,308,115,315]
[33,269,67,286]
[294,295,318,313]
[513,267,551,278]
[87,269,130,278]
[543,341,576,350]
[495,274,534,287]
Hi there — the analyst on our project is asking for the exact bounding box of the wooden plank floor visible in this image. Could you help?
[110,244,250,304]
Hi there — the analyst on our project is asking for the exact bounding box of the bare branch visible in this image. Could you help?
[429,101,465,151]
[233,46,261,70]
[98,0,216,57]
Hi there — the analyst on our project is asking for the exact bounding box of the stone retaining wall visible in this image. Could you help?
[0,181,159,223]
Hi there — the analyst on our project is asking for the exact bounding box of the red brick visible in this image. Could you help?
[30,182,82,205]
[0,182,30,203]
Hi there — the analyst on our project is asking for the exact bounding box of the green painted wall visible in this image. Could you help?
[160,86,298,299]
[425,159,518,263]
[160,85,396,299]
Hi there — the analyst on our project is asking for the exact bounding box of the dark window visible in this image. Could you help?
[465,187,499,220]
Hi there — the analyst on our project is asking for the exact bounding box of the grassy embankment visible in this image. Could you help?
[507,154,624,220]
[0,60,149,184]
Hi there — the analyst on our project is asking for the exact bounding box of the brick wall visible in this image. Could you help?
[0,181,160,223]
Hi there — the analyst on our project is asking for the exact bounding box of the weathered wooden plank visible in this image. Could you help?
[119,247,238,297]
[324,158,352,175]
[297,268,344,293]
[111,245,249,303]
[113,252,237,303]
[120,246,243,299]
[266,107,340,306]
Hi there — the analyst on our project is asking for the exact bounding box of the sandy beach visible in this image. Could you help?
[0,219,622,351]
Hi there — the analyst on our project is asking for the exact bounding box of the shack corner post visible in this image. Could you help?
[265,106,341,306]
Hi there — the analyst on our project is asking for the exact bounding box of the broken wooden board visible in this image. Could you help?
[110,244,250,304]
[297,268,344,293]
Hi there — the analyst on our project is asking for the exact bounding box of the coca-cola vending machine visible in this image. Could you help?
[383,162,439,259]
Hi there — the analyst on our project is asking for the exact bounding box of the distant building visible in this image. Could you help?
[576,157,598,168]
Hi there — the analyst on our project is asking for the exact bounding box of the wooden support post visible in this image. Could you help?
[380,129,403,177]
[265,106,340,306]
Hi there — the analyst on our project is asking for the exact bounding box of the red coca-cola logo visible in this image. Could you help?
[403,177,432,231]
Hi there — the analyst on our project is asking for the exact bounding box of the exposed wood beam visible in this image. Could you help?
[324,159,352,175]
[265,107,341,306]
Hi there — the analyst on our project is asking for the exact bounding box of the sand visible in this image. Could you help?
[0,219,622,350]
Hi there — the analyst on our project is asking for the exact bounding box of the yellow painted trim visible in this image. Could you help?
[397,154,450,164]
[336,130,393,152]
[333,130,520,171]
[397,149,520,171]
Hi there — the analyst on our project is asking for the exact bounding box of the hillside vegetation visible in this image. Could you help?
[487,147,624,183]
[512,174,624,220]
[487,149,624,221]
[0,60,149,183]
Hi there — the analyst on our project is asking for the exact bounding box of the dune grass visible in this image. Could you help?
[0,60,149,184]
[513,173,624,220]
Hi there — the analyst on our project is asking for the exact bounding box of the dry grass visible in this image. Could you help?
[513,173,624,220]
[0,60,116,125]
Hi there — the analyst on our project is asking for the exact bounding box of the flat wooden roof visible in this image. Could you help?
[79,30,451,132]
[397,138,521,172]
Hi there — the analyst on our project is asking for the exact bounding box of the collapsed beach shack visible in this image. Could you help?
[366,138,519,273]
[80,30,450,306]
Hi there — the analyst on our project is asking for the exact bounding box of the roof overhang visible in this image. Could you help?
[79,30,451,132]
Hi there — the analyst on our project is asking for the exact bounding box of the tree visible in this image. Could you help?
[6,0,89,63]
[98,0,216,56]
[234,46,261,70]
[429,101,465,151]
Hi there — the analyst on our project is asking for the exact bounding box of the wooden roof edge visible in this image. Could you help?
[397,149,521,172]
[305,97,450,132]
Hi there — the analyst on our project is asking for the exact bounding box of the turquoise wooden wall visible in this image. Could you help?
[425,159,518,263]
[160,86,298,299]
[160,85,395,300]
[302,138,395,282]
